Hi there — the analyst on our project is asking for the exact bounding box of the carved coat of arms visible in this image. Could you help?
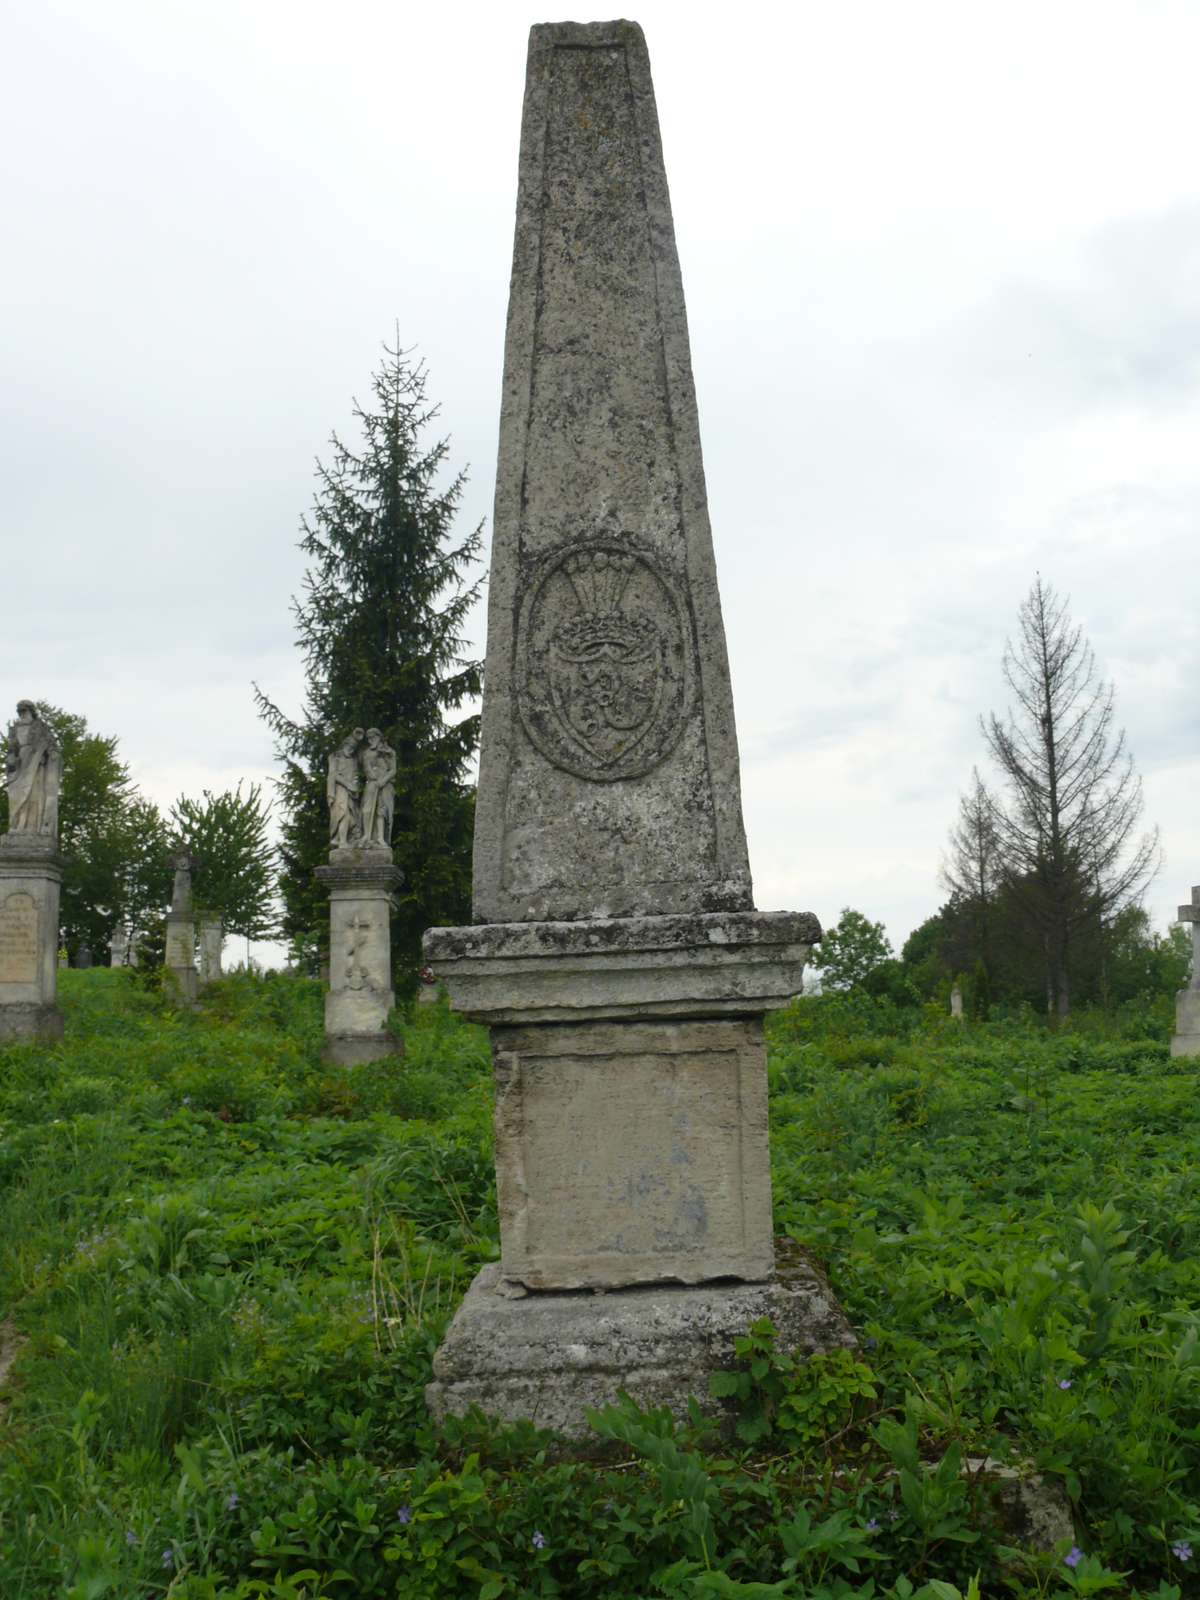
[516,537,692,781]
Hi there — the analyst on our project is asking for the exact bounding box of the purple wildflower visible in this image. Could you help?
[161,1548,175,1570]
[865,1519,880,1533]
[532,1530,547,1550]
[1058,1378,1072,1390]
[396,1505,412,1526]
[124,1530,136,1547]
[1064,1546,1083,1568]
[225,1490,239,1510]
[1173,1541,1193,1562]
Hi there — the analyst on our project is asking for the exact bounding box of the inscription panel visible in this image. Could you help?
[165,926,194,969]
[0,892,39,985]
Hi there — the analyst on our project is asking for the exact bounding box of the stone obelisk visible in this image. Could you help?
[0,701,65,1042]
[164,847,199,1005]
[424,22,848,1435]
[1172,886,1200,1057]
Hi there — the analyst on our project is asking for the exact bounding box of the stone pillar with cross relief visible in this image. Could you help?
[1171,886,1200,1058]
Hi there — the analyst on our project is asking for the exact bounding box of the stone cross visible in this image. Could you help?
[423,21,842,1438]
[1178,887,1200,991]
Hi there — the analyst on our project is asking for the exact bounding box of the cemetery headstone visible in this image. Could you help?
[198,916,223,986]
[165,847,199,1004]
[950,982,964,1019]
[1172,885,1200,1057]
[0,701,65,1041]
[424,21,850,1436]
[314,727,402,1063]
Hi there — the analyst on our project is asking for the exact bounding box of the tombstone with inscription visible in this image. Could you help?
[165,847,199,1004]
[314,727,402,1064]
[423,22,850,1435]
[1172,886,1200,1057]
[198,916,224,986]
[0,701,65,1041]
[950,982,964,1020]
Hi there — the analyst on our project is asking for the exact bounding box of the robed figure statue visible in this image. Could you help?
[326,727,395,850]
[5,701,62,841]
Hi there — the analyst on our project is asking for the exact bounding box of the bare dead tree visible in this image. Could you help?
[982,577,1160,1019]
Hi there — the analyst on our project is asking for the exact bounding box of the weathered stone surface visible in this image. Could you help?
[1172,989,1200,1057]
[0,835,64,1041]
[1172,886,1200,1056]
[4,702,61,842]
[424,910,819,1024]
[198,917,223,986]
[427,1250,856,1438]
[315,848,403,1064]
[471,19,753,925]
[492,1019,774,1289]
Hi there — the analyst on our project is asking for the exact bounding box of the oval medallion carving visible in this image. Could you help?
[516,537,692,781]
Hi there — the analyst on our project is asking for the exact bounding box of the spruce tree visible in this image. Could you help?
[255,341,483,988]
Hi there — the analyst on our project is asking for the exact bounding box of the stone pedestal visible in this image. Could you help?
[165,913,198,1005]
[314,847,403,1065]
[0,834,65,1043]
[1171,989,1200,1057]
[427,1252,855,1439]
[425,912,837,1426]
[198,917,223,986]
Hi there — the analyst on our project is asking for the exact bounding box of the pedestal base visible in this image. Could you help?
[1171,989,1200,1057]
[0,838,64,1043]
[0,1002,64,1043]
[315,849,404,1066]
[165,913,198,1007]
[323,1031,402,1066]
[427,1247,856,1439]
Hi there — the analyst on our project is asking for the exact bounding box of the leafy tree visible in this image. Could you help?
[811,908,895,992]
[0,703,170,959]
[255,340,483,989]
[169,784,277,941]
[981,578,1160,1019]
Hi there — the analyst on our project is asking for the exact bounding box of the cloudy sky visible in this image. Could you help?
[4,0,1198,963]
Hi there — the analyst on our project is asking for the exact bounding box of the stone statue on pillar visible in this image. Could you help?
[315,727,403,1064]
[5,701,61,841]
[0,700,65,1040]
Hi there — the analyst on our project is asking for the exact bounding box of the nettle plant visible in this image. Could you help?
[709,1317,878,1449]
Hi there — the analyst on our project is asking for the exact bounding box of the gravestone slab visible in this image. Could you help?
[165,847,198,1005]
[424,20,838,1434]
[198,916,223,986]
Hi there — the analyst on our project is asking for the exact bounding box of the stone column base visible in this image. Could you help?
[165,913,198,1006]
[315,848,404,1066]
[1171,989,1200,1057]
[0,1002,64,1043]
[0,838,64,1042]
[426,1246,856,1440]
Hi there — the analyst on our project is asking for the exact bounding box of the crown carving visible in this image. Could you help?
[563,548,636,615]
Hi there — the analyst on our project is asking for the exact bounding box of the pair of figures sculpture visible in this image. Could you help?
[5,701,61,842]
[327,728,396,850]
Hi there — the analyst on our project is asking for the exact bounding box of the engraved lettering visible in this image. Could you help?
[0,892,39,985]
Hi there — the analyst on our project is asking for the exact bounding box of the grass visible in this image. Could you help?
[0,971,1196,1598]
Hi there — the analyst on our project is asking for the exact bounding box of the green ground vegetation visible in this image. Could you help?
[0,973,1196,1598]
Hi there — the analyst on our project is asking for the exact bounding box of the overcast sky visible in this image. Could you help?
[4,0,1198,963]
